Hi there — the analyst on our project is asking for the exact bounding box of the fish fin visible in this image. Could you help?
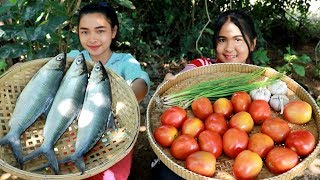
[22,146,43,163]
[44,150,60,175]
[106,111,117,131]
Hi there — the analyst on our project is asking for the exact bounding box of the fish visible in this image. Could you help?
[22,53,89,174]
[31,61,116,174]
[0,53,66,168]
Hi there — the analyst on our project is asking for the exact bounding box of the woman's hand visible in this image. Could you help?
[164,73,176,81]
[156,73,177,91]
[131,78,148,103]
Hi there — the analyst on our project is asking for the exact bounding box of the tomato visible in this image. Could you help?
[247,133,274,158]
[229,111,254,133]
[170,134,200,160]
[223,128,249,158]
[233,150,263,180]
[186,151,216,177]
[154,125,179,147]
[285,129,316,156]
[248,100,272,125]
[198,130,223,158]
[191,97,214,120]
[212,98,233,118]
[283,100,312,125]
[204,113,229,136]
[181,117,205,138]
[231,91,251,113]
[160,106,187,129]
[265,147,299,174]
[261,117,290,143]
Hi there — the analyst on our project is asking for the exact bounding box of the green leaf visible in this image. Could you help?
[292,64,305,76]
[114,0,136,9]
[46,1,68,16]
[0,2,15,16]
[298,54,311,64]
[0,60,8,70]
[21,2,45,21]
[0,43,29,58]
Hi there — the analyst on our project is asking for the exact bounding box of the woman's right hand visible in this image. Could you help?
[164,73,176,81]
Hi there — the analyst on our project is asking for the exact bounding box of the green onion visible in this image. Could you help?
[161,68,284,109]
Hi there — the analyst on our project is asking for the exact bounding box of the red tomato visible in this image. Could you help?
[265,147,299,174]
[191,97,213,120]
[285,129,316,156]
[204,113,229,136]
[233,150,263,180]
[231,91,251,113]
[170,134,200,160]
[181,117,205,138]
[247,133,274,158]
[154,125,179,147]
[223,128,249,158]
[186,151,216,177]
[213,98,233,118]
[248,100,272,125]
[284,100,312,124]
[261,117,290,143]
[198,130,223,158]
[160,106,187,129]
[229,111,254,133]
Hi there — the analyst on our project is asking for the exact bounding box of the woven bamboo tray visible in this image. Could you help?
[147,63,320,180]
[0,58,140,179]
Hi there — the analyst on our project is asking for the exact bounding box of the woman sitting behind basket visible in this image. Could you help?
[152,9,258,179]
[67,2,150,180]
[163,9,257,81]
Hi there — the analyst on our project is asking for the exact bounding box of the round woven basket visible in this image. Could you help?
[0,58,140,179]
[147,63,320,179]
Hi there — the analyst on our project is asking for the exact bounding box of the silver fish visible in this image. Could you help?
[0,53,66,168]
[22,53,88,174]
[32,61,116,174]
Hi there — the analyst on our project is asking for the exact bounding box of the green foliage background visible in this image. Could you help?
[0,0,319,69]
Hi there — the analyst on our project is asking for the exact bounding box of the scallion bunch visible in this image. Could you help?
[161,68,284,109]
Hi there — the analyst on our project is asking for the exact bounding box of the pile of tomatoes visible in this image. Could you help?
[153,91,316,179]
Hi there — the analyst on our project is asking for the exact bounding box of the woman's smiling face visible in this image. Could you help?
[216,20,255,63]
[78,13,117,61]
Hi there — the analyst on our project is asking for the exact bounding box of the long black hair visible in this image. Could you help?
[213,10,257,63]
[78,2,119,50]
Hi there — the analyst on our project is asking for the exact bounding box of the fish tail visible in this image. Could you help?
[22,146,44,163]
[74,157,86,175]
[30,162,50,172]
[10,136,24,169]
[0,135,9,146]
[44,150,60,175]
[106,112,117,131]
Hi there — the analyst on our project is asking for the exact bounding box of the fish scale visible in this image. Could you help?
[0,53,66,168]
[22,53,89,174]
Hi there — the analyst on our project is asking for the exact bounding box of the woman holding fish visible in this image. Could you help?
[67,2,150,180]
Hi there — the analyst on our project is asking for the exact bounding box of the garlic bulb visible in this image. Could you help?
[269,94,289,114]
[249,87,271,102]
[267,80,288,95]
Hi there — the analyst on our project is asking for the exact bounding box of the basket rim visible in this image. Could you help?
[0,58,140,179]
[146,63,320,179]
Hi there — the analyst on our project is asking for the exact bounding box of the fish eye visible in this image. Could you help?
[95,64,101,71]
[57,54,64,61]
[76,57,82,65]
